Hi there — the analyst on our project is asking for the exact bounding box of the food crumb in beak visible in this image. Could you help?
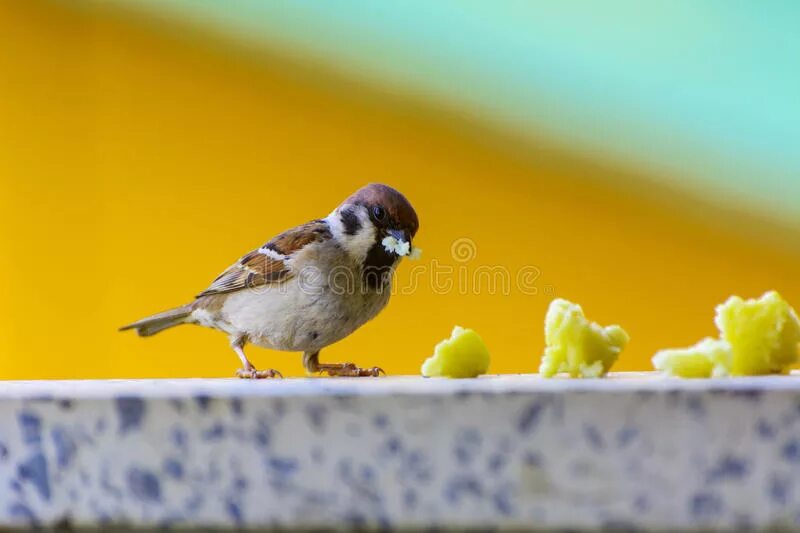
[382,235,411,256]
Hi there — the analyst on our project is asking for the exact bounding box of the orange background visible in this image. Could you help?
[1,2,798,378]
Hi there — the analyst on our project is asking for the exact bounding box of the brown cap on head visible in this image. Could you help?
[345,183,419,238]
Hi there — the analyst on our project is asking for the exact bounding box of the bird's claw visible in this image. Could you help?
[321,363,385,377]
[235,368,283,379]
[357,366,385,377]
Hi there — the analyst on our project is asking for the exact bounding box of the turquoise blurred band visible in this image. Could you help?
[108,0,800,227]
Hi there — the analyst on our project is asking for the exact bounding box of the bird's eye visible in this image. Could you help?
[372,206,386,222]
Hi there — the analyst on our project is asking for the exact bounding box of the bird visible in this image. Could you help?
[120,183,419,378]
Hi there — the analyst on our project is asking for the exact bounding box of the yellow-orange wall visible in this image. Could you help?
[1,2,798,378]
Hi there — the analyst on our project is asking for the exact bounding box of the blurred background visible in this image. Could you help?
[1,0,798,378]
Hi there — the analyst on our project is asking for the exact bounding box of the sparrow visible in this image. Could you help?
[120,183,419,378]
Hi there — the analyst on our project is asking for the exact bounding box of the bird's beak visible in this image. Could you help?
[388,228,409,247]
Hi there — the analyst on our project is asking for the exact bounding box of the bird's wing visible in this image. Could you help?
[196,220,331,298]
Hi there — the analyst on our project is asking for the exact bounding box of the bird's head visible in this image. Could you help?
[329,183,419,286]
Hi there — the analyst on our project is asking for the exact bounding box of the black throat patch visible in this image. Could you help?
[363,240,395,290]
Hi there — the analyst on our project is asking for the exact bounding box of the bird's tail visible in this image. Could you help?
[119,304,193,337]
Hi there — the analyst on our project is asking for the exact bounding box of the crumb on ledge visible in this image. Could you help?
[653,291,800,378]
[539,298,629,378]
[421,326,490,378]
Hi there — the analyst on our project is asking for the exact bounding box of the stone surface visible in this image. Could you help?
[1,374,799,530]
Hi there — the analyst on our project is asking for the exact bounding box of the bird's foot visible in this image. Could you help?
[318,363,385,377]
[235,367,283,379]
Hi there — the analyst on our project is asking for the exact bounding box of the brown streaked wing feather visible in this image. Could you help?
[195,220,331,298]
[195,251,288,298]
[264,219,332,255]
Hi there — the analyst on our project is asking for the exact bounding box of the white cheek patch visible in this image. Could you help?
[327,206,376,263]
[382,236,422,259]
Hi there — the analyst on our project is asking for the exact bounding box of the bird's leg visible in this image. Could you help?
[231,336,282,379]
[302,351,384,377]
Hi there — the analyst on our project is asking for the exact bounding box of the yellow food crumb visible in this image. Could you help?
[539,298,629,378]
[652,291,800,377]
[714,291,800,376]
[652,337,728,378]
[421,326,490,378]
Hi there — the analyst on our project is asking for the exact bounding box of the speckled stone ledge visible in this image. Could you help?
[1,374,800,530]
